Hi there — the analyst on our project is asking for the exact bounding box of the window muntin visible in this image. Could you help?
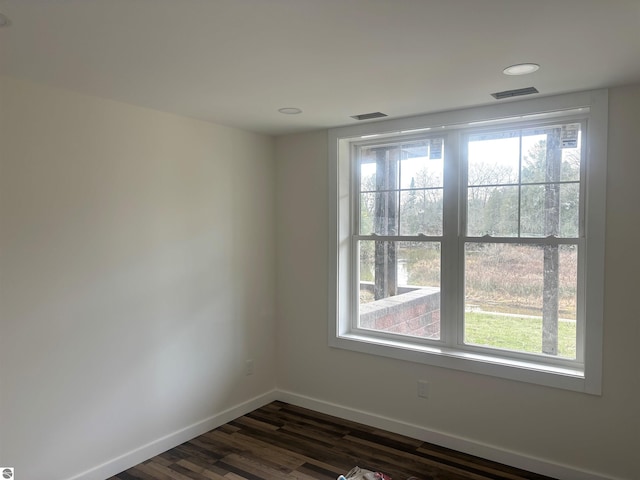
[329,91,606,394]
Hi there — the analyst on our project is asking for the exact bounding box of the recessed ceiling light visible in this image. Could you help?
[0,13,11,27]
[278,107,302,115]
[503,63,540,76]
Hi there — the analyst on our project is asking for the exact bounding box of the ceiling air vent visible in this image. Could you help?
[491,86,539,100]
[350,112,388,121]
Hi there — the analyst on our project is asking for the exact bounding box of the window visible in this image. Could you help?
[329,91,607,394]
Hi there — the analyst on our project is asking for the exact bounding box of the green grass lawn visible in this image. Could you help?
[465,312,576,358]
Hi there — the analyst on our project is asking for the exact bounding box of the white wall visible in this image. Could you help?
[275,84,640,480]
[0,76,277,480]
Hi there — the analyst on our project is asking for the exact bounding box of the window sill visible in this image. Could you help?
[330,332,596,394]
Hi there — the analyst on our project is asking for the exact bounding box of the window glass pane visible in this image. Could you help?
[467,186,518,236]
[520,184,545,237]
[468,133,519,186]
[561,144,581,182]
[520,132,549,183]
[467,123,582,239]
[559,183,580,237]
[359,191,400,236]
[359,241,440,340]
[520,125,582,184]
[521,183,580,238]
[400,141,427,188]
[359,191,398,235]
[400,141,443,189]
[359,145,400,192]
[464,243,577,358]
[400,189,443,236]
[359,192,375,235]
[359,145,401,235]
[360,159,377,193]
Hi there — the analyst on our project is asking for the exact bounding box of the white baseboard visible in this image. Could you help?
[66,389,279,480]
[277,390,615,480]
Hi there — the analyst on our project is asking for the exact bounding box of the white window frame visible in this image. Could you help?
[328,90,607,394]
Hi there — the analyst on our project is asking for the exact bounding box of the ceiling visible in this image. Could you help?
[1,0,639,135]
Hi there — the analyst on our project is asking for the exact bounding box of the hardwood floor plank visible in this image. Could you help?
[231,433,309,470]
[206,431,305,470]
[113,470,156,480]
[222,452,295,480]
[233,415,282,432]
[133,463,179,480]
[296,461,345,480]
[165,463,215,480]
[215,460,266,480]
[224,473,252,480]
[340,435,485,479]
[108,402,556,480]
[334,436,474,480]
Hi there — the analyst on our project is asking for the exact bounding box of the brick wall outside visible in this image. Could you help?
[359,287,440,338]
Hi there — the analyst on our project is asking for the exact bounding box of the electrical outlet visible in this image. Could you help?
[245,359,254,376]
[417,380,429,398]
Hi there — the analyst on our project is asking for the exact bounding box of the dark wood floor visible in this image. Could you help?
[108,401,556,480]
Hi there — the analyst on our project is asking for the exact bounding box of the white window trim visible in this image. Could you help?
[328,90,607,395]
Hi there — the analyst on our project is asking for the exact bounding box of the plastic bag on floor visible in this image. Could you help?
[337,466,392,480]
